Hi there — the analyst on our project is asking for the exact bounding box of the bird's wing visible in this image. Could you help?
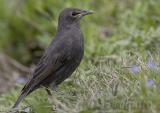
[22,42,69,92]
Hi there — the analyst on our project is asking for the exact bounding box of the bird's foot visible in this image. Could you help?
[48,95,69,111]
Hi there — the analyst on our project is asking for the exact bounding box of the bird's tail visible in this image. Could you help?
[12,89,30,109]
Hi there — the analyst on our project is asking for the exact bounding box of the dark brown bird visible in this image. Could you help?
[13,8,93,108]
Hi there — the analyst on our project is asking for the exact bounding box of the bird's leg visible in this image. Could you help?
[46,88,52,96]
[45,88,68,111]
[45,88,57,110]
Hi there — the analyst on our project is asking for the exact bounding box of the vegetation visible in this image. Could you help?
[0,0,160,113]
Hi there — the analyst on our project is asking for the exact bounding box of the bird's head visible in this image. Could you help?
[58,8,94,30]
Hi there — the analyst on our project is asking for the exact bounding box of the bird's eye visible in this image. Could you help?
[71,12,81,17]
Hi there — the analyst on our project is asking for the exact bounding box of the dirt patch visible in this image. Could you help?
[0,53,31,94]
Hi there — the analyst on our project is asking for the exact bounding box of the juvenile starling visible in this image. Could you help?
[13,8,93,108]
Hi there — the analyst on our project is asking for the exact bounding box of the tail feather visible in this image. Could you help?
[12,84,33,109]
[12,91,28,108]
[13,79,38,108]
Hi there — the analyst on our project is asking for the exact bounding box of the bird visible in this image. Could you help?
[12,8,94,108]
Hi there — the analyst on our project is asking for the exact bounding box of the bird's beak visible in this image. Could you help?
[80,10,94,16]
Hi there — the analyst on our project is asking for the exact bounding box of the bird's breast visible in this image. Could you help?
[71,40,84,63]
[69,35,84,64]
[58,26,84,64]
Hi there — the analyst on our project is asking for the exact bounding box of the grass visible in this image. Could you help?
[1,0,160,63]
[0,53,160,113]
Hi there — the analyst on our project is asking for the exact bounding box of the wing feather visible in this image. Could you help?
[22,44,69,92]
